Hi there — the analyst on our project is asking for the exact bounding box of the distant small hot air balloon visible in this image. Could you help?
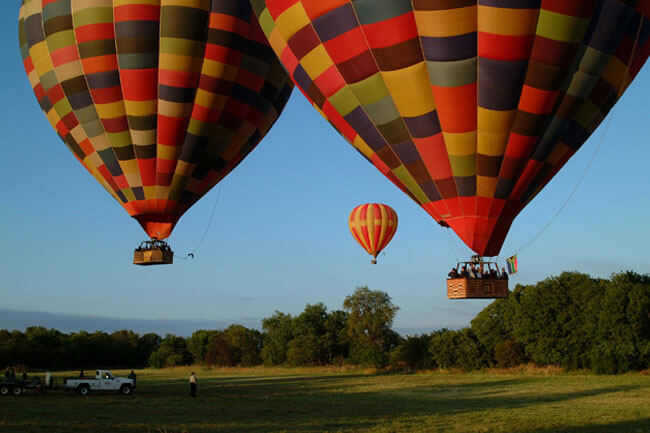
[18,0,293,264]
[349,203,398,264]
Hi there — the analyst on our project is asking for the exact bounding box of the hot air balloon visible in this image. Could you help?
[349,203,398,264]
[250,0,650,259]
[18,0,293,264]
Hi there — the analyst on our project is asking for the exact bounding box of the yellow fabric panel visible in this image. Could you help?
[477,175,498,198]
[536,10,589,43]
[120,187,136,202]
[201,59,238,82]
[75,0,111,8]
[124,100,157,117]
[353,135,374,160]
[114,0,160,5]
[143,185,157,198]
[157,100,190,118]
[155,185,171,200]
[95,101,127,119]
[300,45,332,79]
[159,53,204,73]
[161,0,208,8]
[382,62,435,117]
[443,131,476,156]
[268,28,288,57]
[414,7,476,38]
[53,60,83,82]
[275,3,311,41]
[478,6,539,36]
[121,159,141,175]
[130,130,156,146]
[158,143,180,160]
[478,108,515,156]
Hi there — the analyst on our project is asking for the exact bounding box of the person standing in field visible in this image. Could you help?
[128,370,137,388]
[189,372,197,397]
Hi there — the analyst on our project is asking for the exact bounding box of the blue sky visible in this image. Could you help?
[1,4,649,336]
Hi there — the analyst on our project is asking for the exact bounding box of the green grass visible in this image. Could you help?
[2,367,649,433]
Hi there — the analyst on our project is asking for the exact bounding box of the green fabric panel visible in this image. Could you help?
[84,118,106,138]
[160,38,205,57]
[449,155,476,177]
[117,53,158,69]
[364,96,401,125]
[75,105,99,124]
[349,73,390,106]
[574,100,601,129]
[353,0,413,25]
[38,68,60,92]
[536,10,588,43]
[256,7,275,38]
[42,0,71,21]
[329,86,360,117]
[392,166,429,204]
[72,7,113,26]
[577,47,612,76]
[566,70,600,98]
[45,29,76,51]
[427,58,477,87]
[107,131,133,148]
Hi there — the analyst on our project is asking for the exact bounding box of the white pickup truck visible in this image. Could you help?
[64,370,134,396]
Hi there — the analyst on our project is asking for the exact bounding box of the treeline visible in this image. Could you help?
[392,271,650,374]
[1,272,648,374]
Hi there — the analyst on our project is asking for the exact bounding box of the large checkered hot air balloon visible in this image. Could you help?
[250,0,650,257]
[18,0,292,263]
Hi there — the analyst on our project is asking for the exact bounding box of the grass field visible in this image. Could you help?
[1,367,649,433]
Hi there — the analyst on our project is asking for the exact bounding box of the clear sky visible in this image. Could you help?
[1,4,648,336]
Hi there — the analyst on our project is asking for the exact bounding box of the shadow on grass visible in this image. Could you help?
[532,418,650,433]
[3,373,648,433]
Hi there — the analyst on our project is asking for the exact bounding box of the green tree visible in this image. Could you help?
[343,286,399,367]
[261,311,294,365]
[149,334,192,368]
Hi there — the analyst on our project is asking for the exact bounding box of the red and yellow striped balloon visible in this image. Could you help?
[349,204,398,264]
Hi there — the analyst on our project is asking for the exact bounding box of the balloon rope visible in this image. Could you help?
[514,13,644,256]
[177,184,222,260]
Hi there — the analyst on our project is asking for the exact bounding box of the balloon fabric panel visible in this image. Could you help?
[19,0,293,239]
[252,0,650,256]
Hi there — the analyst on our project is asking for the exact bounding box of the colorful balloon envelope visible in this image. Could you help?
[349,203,398,264]
[251,0,650,256]
[18,0,293,240]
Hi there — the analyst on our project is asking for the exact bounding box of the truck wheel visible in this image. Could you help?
[120,384,133,395]
[77,385,90,396]
[12,386,22,396]
[0,386,9,396]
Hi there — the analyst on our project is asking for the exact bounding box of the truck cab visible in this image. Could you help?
[64,370,134,396]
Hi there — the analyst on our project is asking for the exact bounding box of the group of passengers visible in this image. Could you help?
[135,243,172,252]
[448,264,508,280]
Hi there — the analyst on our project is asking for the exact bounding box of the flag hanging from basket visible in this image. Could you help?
[506,255,518,274]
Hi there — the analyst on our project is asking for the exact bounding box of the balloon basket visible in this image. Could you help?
[371,259,377,265]
[133,238,174,266]
[446,257,508,299]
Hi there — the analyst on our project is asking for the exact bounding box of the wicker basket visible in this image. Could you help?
[133,249,173,265]
[447,278,508,299]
